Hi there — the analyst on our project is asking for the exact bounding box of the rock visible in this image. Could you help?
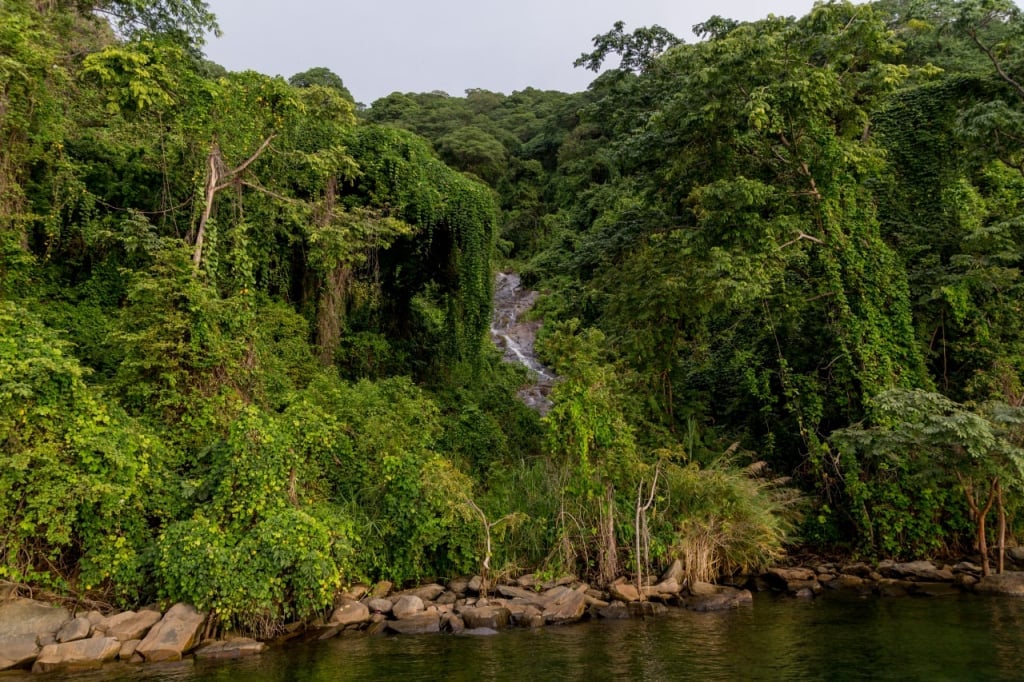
[841,563,874,578]
[683,585,753,612]
[542,587,587,624]
[770,565,815,581]
[56,616,92,643]
[101,609,162,642]
[0,598,70,639]
[368,581,393,599]
[650,578,681,595]
[441,612,464,634]
[31,637,120,673]
[827,574,871,594]
[436,591,457,605]
[597,602,631,619]
[794,588,815,599]
[397,583,445,602]
[880,561,954,582]
[786,580,823,596]
[954,561,984,576]
[584,594,610,608]
[135,603,205,662]
[497,584,538,601]
[391,595,425,620]
[541,575,575,590]
[330,599,370,628]
[365,598,394,614]
[609,583,641,603]
[118,640,140,660]
[462,627,499,636]
[461,606,511,630]
[468,575,485,594]
[513,604,543,627]
[386,613,440,635]
[976,572,1024,596]
[659,559,685,586]
[0,634,40,671]
[341,584,369,601]
[956,573,979,589]
[448,577,471,596]
[1007,547,1024,564]
[515,574,538,589]
[193,638,266,660]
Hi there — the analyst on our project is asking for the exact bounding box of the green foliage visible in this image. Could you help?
[0,302,159,598]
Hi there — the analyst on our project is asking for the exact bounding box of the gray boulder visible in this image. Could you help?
[608,583,641,603]
[0,598,70,639]
[396,583,445,602]
[32,637,120,673]
[135,603,205,662]
[55,616,91,643]
[386,612,440,635]
[365,597,394,614]
[193,638,266,660]
[461,605,511,630]
[880,561,954,582]
[542,587,587,624]
[329,599,370,628]
[0,634,40,671]
[100,609,162,641]
[391,595,425,619]
[976,572,1024,596]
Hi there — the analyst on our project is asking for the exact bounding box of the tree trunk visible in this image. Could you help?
[599,482,618,586]
[997,480,1006,575]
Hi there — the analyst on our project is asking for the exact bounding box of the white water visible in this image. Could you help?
[490,272,556,413]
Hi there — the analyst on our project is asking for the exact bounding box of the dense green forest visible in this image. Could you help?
[3,0,1024,633]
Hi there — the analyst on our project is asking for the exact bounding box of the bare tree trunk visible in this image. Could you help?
[997,480,1006,575]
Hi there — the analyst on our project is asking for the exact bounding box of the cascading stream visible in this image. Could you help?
[490,272,556,413]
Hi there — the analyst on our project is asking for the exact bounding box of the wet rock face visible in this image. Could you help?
[490,272,556,414]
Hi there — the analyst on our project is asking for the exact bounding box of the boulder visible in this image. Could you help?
[609,583,641,603]
[368,581,393,599]
[954,562,984,576]
[0,634,40,671]
[447,577,471,596]
[840,563,874,578]
[135,603,205,662]
[880,561,954,582]
[659,559,685,586]
[908,582,960,597]
[1006,547,1024,564]
[874,579,911,598]
[118,640,140,660]
[597,602,631,620]
[0,598,70,639]
[542,587,587,624]
[100,609,162,641]
[467,575,484,594]
[541,575,576,590]
[628,601,668,618]
[365,598,394,615]
[391,595,425,620]
[976,572,1024,596]
[341,584,369,601]
[461,605,511,630]
[397,584,445,602]
[497,584,539,601]
[436,591,457,605]
[386,613,440,635]
[31,637,120,673]
[441,612,465,634]
[56,616,91,643]
[764,567,816,592]
[682,585,753,612]
[193,638,266,660]
[329,599,370,628]
[514,574,538,589]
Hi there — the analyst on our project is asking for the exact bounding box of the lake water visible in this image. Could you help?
[8,593,1023,681]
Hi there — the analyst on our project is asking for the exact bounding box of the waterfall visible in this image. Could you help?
[490,272,555,413]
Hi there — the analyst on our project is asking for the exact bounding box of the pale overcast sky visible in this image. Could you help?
[201,1,821,105]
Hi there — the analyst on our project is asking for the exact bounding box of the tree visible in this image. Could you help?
[289,66,354,103]
[574,20,681,73]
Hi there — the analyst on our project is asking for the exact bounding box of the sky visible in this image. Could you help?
[201,1,822,105]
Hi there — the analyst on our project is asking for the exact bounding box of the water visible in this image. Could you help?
[10,593,1023,681]
[490,272,556,413]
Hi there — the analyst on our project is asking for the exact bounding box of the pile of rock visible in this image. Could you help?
[311,559,753,640]
[756,560,1024,598]
[0,598,263,673]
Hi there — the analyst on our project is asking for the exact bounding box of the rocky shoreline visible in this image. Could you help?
[3,558,1024,675]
